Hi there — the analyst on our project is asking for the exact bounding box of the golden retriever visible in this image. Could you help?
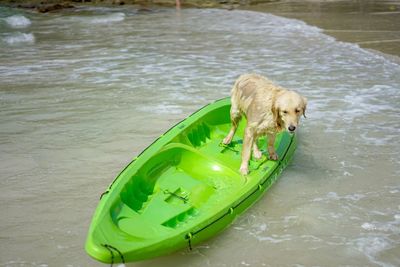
[222,74,307,175]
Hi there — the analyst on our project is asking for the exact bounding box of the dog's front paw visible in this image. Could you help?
[269,152,278,161]
[239,165,249,175]
[222,136,232,145]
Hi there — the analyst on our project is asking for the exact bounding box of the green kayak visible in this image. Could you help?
[85,97,297,264]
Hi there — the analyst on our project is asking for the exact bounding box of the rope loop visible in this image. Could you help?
[102,244,125,266]
[185,233,193,251]
[100,190,109,200]
[229,207,234,214]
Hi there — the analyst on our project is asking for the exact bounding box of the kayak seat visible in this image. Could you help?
[114,142,245,236]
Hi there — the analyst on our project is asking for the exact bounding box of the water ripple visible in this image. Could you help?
[0,6,399,267]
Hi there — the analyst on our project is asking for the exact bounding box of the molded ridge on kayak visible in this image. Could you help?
[85,98,297,263]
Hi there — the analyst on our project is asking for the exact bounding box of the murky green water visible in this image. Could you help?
[1,5,399,267]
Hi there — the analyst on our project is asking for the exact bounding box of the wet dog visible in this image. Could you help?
[222,74,307,175]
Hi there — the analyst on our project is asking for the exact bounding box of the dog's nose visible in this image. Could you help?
[288,125,296,132]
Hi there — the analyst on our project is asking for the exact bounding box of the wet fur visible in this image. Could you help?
[223,74,307,175]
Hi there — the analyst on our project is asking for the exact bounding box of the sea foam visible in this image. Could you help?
[4,15,31,28]
[88,12,126,24]
[353,236,395,267]
[4,32,35,45]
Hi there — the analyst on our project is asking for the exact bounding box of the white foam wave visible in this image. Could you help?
[4,14,31,28]
[256,234,293,243]
[352,236,396,267]
[205,10,323,39]
[312,192,366,202]
[361,214,400,234]
[54,12,126,25]
[2,261,48,267]
[3,32,35,45]
[361,222,377,231]
[136,103,183,115]
[88,12,126,24]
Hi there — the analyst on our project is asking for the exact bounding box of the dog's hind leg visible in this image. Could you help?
[223,104,241,145]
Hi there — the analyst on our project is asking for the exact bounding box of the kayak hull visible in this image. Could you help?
[85,98,297,263]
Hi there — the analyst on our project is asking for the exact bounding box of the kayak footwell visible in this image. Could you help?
[113,141,246,236]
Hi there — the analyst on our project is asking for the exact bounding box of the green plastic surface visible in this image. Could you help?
[85,98,297,263]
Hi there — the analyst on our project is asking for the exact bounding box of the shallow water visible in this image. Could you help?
[1,5,400,267]
[244,0,400,57]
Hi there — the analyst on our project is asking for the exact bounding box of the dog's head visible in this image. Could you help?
[272,91,307,133]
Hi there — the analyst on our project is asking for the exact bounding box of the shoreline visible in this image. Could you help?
[2,0,399,63]
[243,0,400,63]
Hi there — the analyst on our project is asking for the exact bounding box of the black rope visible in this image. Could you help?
[100,190,109,200]
[103,244,125,266]
[102,244,114,266]
[186,233,193,251]
[110,245,125,264]
[184,185,268,251]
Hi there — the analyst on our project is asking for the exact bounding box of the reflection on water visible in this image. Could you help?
[0,5,399,267]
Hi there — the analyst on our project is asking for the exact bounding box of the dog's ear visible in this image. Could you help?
[272,103,283,131]
[302,96,308,118]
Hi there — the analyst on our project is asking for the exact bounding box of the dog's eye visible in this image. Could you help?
[282,110,288,114]
[295,109,300,113]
